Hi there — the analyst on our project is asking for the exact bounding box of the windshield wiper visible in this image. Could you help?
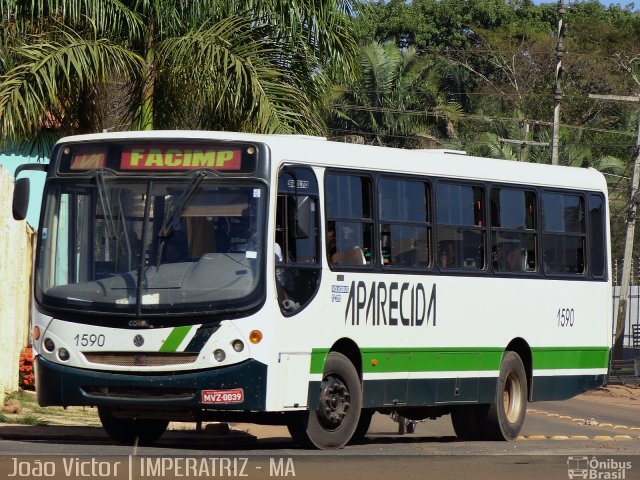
[116,190,133,272]
[94,170,117,241]
[156,172,206,265]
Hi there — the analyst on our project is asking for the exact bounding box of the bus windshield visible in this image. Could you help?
[36,176,267,316]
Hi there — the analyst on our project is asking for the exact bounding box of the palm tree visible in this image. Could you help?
[328,41,462,148]
[0,1,358,154]
[468,121,626,176]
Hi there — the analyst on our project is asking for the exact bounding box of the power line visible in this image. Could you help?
[331,103,640,137]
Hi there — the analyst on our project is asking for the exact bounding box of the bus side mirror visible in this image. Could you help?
[295,196,311,239]
[12,177,30,221]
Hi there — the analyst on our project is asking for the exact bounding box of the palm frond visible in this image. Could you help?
[2,0,144,39]
[0,26,142,140]
[594,155,626,175]
[157,16,325,134]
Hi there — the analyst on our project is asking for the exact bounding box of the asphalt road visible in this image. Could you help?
[1,392,639,480]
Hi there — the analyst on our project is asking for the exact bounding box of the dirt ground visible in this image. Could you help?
[579,383,640,407]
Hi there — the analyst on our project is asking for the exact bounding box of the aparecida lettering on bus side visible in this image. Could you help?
[344,281,436,327]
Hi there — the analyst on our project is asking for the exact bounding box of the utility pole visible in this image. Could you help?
[589,93,640,359]
[551,0,567,165]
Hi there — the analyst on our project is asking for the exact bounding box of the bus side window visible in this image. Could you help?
[436,183,486,270]
[542,191,585,275]
[588,195,606,278]
[490,188,537,273]
[325,172,374,267]
[379,176,432,269]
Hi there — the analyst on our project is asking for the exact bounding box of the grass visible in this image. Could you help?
[1,389,100,427]
[12,414,48,426]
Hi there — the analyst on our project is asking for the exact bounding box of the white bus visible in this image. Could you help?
[13,131,612,449]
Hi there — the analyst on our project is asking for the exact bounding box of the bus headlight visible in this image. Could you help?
[58,348,70,361]
[213,349,226,362]
[232,340,244,352]
[43,338,55,352]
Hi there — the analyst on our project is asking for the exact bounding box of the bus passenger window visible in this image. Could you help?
[490,188,537,273]
[542,192,585,274]
[379,177,431,269]
[588,195,606,278]
[436,183,486,270]
[325,172,374,267]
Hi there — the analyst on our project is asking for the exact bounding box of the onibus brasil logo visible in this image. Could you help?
[567,456,632,479]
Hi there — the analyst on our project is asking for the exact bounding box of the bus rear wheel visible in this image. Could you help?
[287,352,362,449]
[98,407,169,445]
[483,351,527,440]
[451,405,484,441]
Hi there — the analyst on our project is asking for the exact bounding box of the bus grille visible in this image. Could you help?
[82,352,198,367]
[83,386,196,399]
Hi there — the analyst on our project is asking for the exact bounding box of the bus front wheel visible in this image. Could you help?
[483,351,528,440]
[287,352,362,449]
[98,407,169,445]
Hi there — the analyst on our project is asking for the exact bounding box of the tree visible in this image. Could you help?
[0,0,358,153]
[328,41,461,147]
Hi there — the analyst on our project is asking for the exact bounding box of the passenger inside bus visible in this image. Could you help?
[438,240,457,269]
[336,226,366,265]
[494,240,524,273]
[327,226,338,264]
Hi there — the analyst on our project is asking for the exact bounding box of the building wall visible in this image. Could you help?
[0,166,34,404]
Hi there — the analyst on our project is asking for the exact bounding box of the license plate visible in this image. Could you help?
[201,388,244,404]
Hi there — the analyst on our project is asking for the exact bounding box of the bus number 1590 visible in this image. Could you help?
[557,308,575,327]
[73,333,106,347]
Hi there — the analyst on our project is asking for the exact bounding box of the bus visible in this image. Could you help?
[13,130,612,449]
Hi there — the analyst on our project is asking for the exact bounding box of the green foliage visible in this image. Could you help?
[329,41,462,147]
[0,0,359,150]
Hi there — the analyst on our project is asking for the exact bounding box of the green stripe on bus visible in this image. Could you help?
[159,326,192,352]
[531,347,610,370]
[310,347,609,374]
[361,348,504,373]
[310,349,330,374]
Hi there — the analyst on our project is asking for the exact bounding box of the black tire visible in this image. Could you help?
[481,351,528,440]
[98,407,169,445]
[287,352,362,449]
[348,409,374,444]
[286,413,313,448]
[450,405,485,441]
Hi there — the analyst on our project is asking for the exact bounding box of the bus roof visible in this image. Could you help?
[55,130,608,193]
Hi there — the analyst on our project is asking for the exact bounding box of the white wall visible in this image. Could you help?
[0,166,34,404]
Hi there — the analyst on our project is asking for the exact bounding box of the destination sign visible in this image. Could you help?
[59,141,256,174]
[69,152,106,170]
[120,146,242,171]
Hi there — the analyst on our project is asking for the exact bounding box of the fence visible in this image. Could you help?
[0,166,35,404]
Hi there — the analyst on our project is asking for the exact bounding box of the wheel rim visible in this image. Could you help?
[502,370,523,423]
[316,375,350,430]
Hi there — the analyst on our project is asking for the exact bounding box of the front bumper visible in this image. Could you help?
[35,355,267,410]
